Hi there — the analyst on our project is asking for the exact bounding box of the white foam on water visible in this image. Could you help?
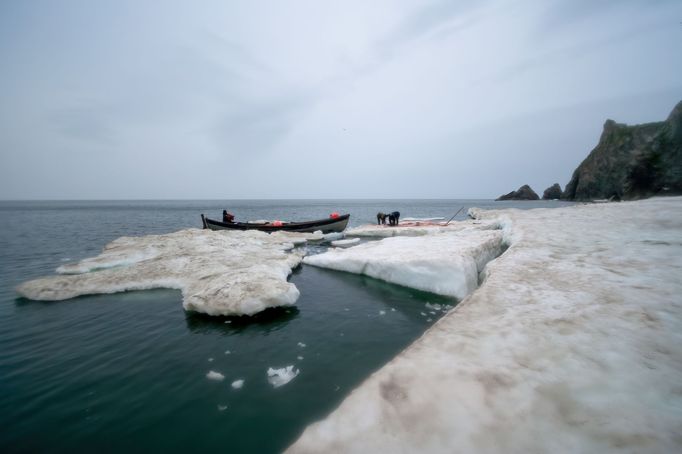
[231,379,244,389]
[267,366,300,388]
[16,228,323,316]
[206,371,224,381]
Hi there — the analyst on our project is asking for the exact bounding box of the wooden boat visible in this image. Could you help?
[201,213,350,233]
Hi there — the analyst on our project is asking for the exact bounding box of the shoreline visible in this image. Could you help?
[288,197,682,453]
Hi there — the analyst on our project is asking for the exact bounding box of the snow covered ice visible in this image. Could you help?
[304,225,505,300]
[15,228,322,316]
[267,366,300,388]
[288,197,682,453]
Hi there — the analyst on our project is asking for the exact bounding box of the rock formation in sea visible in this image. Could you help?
[563,100,682,201]
[542,183,562,200]
[495,184,539,201]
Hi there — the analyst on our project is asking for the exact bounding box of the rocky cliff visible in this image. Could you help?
[496,184,539,201]
[563,100,682,201]
[542,183,562,200]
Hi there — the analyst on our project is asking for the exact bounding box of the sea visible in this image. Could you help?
[0,199,573,453]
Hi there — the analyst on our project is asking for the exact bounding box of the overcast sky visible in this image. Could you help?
[1,0,681,199]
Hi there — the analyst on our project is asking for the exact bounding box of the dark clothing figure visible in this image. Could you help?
[223,210,235,223]
[377,212,387,225]
[388,211,400,226]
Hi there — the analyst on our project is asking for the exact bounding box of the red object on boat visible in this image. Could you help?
[273,220,283,226]
[330,212,340,219]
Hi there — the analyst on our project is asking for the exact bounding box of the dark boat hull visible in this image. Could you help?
[201,214,350,234]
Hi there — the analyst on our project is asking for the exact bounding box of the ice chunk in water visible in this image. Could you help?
[231,379,244,389]
[297,342,306,348]
[16,229,322,316]
[206,371,224,381]
[379,310,386,315]
[267,366,300,388]
[331,238,360,248]
[304,229,505,299]
[217,404,228,411]
[425,303,442,311]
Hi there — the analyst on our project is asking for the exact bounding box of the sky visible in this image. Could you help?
[1,0,681,200]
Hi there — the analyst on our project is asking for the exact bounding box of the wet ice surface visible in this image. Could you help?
[267,366,300,388]
[16,229,324,316]
[289,197,682,453]
[304,222,505,300]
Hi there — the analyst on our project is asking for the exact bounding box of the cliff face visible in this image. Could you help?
[496,184,539,201]
[563,101,682,201]
[542,183,562,200]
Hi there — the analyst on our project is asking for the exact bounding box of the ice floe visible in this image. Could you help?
[331,238,360,248]
[217,404,228,412]
[267,366,300,388]
[16,228,322,316]
[304,227,505,299]
[206,371,224,381]
[231,379,244,389]
[297,342,306,348]
[288,197,682,453]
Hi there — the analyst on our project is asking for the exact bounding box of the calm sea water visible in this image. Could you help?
[0,199,572,453]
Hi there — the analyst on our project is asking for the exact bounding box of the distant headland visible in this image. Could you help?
[497,100,682,201]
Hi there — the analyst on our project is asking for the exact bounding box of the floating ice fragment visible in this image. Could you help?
[16,229,314,316]
[391,308,396,312]
[297,342,306,348]
[297,356,304,360]
[224,320,232,324]
[208,358,214,362]
[427,318,432,322]
[379,310,386,315]
[224,350,231,355]
[206,371,224,381]
[231,379,244,389]
[304,229,505,299]
[217,405,228,412]
[267,366,300,388]
[331,238,360,248]
[425,303,442,311]
[429,311,436,315]
[420,312,427,316]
